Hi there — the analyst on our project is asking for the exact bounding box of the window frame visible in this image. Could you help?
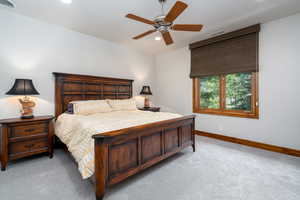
[193,72,259,119]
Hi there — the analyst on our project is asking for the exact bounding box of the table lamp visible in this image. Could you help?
[140,86,152,108]
[6,79,40,119]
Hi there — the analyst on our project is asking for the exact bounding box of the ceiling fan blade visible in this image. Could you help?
[172,24,203,32]
[133,30,156,40]
[126,14,155,25]
[164,1,188,23]
[161,31,174,45]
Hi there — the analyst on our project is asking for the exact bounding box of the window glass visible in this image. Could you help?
[199,76,220,109]
[225,73,252,111]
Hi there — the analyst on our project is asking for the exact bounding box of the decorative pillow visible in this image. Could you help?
[107,98,137,111]
[68,100,112,115]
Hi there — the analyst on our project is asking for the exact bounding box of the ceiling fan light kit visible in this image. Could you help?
[126,0,204,46]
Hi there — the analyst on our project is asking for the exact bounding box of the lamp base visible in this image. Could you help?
[144,96,150,108]
[19,96,36,120]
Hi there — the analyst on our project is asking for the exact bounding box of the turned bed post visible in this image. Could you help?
[94,138,109,200]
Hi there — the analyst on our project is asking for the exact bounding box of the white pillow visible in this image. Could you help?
[71,100,112,115]
[107,98,138,111]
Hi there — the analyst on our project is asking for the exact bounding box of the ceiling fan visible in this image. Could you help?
[126,0,203,46]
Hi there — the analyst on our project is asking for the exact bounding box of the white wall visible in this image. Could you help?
[155,13,300,150]
[0,10,156,119]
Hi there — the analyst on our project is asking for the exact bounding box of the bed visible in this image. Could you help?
[53,72,195,200]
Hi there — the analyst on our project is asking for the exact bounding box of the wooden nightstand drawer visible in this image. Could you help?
[9,138,48,157]
[10,123,47,138]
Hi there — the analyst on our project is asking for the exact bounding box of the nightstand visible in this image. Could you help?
[139,107,160,112]
[0,116,54,171]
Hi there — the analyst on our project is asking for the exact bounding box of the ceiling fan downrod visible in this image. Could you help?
[158,0,167,15]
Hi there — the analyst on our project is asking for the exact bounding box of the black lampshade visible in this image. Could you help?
[6,79,40,95]
[140,86,152,95]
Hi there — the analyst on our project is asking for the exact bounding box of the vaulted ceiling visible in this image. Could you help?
[1,0,300,55]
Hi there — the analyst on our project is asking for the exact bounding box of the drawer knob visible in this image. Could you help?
[25,128,35,132]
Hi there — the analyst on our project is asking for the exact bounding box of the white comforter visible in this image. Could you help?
[55,110,182,179]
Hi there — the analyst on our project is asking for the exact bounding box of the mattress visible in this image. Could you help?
[55,110,182,179]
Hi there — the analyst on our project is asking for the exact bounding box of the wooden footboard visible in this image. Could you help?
[92,115,195,200]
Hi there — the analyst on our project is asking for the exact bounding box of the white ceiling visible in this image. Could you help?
[1,0,300,55]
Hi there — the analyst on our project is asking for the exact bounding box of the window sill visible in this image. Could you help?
[193,109,259,119]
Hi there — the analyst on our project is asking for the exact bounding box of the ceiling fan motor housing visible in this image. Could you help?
[153,15,172,32]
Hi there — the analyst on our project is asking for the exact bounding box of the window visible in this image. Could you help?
[190,25,260,118]
[193,72,258,118]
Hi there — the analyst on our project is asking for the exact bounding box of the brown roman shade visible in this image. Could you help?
[189,24,260,78]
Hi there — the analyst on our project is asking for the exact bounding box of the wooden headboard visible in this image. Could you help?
[53,72,134,117]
